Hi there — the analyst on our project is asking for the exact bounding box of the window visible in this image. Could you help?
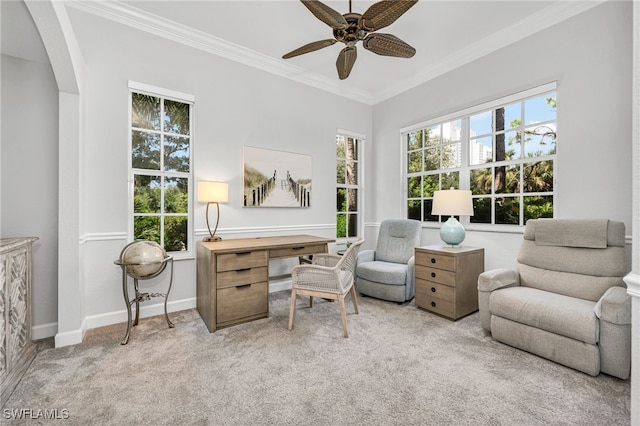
[129,82,194,254]
[404,83,556,226]
[336,133,362,239]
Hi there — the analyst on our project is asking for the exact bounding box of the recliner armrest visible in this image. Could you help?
[356,249,375,266]
[594,286,631,325]
[477,269,520,292]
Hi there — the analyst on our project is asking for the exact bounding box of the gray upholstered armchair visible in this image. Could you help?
[355,219,422,303]
[478,218,631,379]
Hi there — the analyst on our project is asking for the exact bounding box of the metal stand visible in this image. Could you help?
[114,257,174,345]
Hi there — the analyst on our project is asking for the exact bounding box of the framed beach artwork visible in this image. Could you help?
[243,146,312,208]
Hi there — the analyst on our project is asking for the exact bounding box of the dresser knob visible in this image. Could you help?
[431,301,436,307]
[431,272,436,278]
[431,287,436,293]
[431,258,436,264]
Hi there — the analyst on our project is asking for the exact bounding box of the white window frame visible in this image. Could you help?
[401,82,557,230]
[128,81,195,259]
[336,130,365,241]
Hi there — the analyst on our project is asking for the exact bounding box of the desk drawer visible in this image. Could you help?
[416,279,454,302]
[217,266,268,289]
[416,251,456,272]
[269,244,326,259]
[217,250,268,272]
[415,265,456,287]
[217,281,268,324]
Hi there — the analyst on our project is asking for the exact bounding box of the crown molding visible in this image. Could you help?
[66,0,374,104]
[372,0,606,104]
[67,0,603,106]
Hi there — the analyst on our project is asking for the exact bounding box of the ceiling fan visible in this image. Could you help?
[282,0,418,80]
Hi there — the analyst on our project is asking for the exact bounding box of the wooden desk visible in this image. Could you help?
[196,235,334,332]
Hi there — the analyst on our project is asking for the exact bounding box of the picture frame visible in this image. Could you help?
[243,146,312,208]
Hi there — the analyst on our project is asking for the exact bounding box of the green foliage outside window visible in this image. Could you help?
[336,135,359,239]
[407,90,556,225]
[131,91,191,253]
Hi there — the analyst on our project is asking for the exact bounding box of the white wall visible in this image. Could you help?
[371,1,633,270]
[0,54,59,338]
[66,8,372,331]
[1,1,634,341]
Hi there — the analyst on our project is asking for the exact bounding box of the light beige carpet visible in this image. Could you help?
[4,290,630,425]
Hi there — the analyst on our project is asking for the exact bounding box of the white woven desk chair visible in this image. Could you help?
[288,239,364,338]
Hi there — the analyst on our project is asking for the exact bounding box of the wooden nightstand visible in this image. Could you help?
[414,245,484,320]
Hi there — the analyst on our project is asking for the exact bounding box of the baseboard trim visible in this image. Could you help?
[32,322,58,340]
[52,280,293,347]
[54,318,87,348]
[85,297,197,331]
[269,277,292,293]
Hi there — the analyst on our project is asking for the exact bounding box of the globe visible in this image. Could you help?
[118,240,168,279]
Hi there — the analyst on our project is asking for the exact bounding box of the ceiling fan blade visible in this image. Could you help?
[301,0,348,30]
[361,0,418,31]
[336,46,357,80]
[363,33,416,58]
[283,39,338,59]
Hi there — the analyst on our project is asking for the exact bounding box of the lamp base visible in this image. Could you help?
[440,217,466,247]
[203,235,222,242]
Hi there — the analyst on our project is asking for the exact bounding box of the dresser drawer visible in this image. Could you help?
[217,250,268,272]
[217,266,268,289]
[217,281,268,324]
[269,244,326,259]
[415,265,456,286]
[416,279,454,302]
[415,292,455,318]
[415,250,456,272]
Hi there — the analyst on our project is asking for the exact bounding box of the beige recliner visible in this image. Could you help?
[478,219,631,379]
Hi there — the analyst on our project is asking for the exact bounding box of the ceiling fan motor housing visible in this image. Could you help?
[333,13,369,46]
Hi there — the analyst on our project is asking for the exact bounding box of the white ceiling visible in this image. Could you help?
[3,0,603,104]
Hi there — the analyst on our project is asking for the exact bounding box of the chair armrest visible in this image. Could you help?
[477,269,520,292]
[291,264,341,291]
[312,253,341,267]
[357,249,375,266]
[594,286,631,325]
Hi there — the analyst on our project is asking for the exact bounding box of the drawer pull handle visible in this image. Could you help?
[431,287,436,293]
[431,272,436,278]
[292,247,305,251]
[431,258,436,264]
[431,301,436,307]
[236,284,252,289]
[236,268,251,272]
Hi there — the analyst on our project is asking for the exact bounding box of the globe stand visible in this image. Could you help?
[114,241,175,345]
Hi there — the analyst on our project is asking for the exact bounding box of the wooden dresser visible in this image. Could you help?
[415,245,484,320]
[196,235,333,332]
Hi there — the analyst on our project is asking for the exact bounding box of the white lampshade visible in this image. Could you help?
[431,189,474,216]
[197,181,229,203]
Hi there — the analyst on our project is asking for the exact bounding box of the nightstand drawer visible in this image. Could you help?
[415,292,455,318]
[415,265,456,286]
[217,281,268,324]
[217,266,268,289]
[416,279,454,301]
[217,250,268,272]
[415,251,456,272]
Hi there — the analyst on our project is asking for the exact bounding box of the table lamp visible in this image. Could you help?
[431,188,474,247]
[197,181,229,241]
